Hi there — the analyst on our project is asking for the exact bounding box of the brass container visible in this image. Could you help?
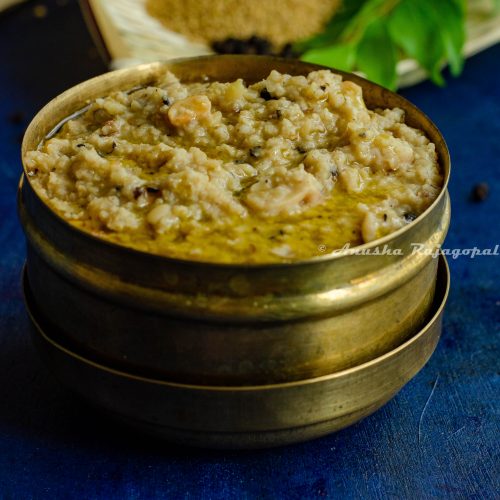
[19,56,450,386]
[24,256,450,449]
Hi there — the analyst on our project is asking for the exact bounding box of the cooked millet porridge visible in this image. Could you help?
[25,69,442,263]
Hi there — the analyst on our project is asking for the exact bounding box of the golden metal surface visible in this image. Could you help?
[19,56,451,384]
[24,255,450,449]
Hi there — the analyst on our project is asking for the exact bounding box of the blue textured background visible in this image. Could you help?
[0,2,498,498]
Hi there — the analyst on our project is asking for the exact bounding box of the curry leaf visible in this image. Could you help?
[296,0,468,89]
[387,0,446,85]
[301,43,357,72]
[338,0,400,45]
[388,0,465,83]
[356,19,398,89]
[453,0,467,14]
[294,0,367,52]
[428,0,466,76]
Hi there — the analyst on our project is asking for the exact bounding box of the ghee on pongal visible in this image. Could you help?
[25,69,442,263]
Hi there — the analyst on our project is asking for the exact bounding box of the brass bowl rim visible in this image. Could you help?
[24,254,450,391]
[21,54,451,269]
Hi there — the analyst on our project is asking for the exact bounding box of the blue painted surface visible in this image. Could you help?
[0,2,498,498]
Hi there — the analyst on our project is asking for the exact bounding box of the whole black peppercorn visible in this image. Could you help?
[280,43,296,59]
[404,212,417,223]
[211,35,299,59]
[213,35,276,56]
[232,38,246,54]
[249,146,262,158]
[133,186,145,199]
[471,182,489,202]
[8,111,24,125]
[250,36,272,55]
[260,88,275,101]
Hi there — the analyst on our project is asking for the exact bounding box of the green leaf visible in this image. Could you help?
[295,0,399,52]
[388,0,446,85]
[301,44,357,72]
[294,0,367,52]
[428,1,466,76]
[388,0,465,82]
[356,19,398,89]
[453,0,467,14]
[298,0,467,89]
[338,0,400,45]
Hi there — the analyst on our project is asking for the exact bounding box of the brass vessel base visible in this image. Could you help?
[24,256,449,449]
